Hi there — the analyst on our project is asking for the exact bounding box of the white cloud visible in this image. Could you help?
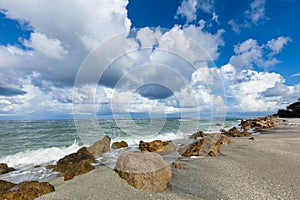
[0,1,296,119]
[0,0,132,87]
[221,63,299,112]
[71,24,226,118]
[246,0,267,25]
[229,0,267,33]
[176,0,197,23]
[181,24,224,60]
[229,37,290,70]
[197,0,214,14]
[212,11,219,24]
[176,0,217,24]
[291,73,300,77]
[23,32,68,59]
[228,20,241,34]
[0,0,131,51]
[0,45,32,68]
[0,0,131,118]
[267,36,291,56]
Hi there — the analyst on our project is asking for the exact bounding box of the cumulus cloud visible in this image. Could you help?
[0,0,132,86]
[220,64,297,112]
[0,0,131,118]
[0,0,296,119]
[229,36,290,70]
[23,32,68,59]
[72,24,225,118]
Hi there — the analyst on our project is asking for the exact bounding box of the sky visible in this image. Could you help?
[0,0,299,120]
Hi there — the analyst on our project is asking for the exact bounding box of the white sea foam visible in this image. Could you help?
[0,140,82,168]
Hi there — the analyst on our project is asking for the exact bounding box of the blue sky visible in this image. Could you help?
[0,0,299,120]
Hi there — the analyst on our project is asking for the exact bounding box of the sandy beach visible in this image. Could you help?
[37,118,300,200]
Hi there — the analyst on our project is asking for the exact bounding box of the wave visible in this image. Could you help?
[0,140,82,168]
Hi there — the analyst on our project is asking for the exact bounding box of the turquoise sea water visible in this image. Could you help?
[0,118,240,183]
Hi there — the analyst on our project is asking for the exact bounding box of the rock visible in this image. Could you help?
[182,134,233,157]
[115,151,172,192]
[277,98,300,118]
[172,162,186,169]
[111,141,128,150]
[240,120,252,131]
[0,180,16,193]
[87,135,111,157]
[54,147,96,181]
[249,137,255,140]
[139,140,176,154]
[46,164,56,170]
[239,115,279,132]
[56,147,96,173]
[64,160,95,181]
[189,130,206,139]
[220,127,251,137]
[178,144,188,155]
[0,163,15,174]
[0,181,54,200]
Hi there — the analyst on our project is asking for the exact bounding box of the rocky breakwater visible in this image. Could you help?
[0,180,54,200]
[220,127,251,137]
[240,115,279,132]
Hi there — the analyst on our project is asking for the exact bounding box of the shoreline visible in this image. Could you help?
[36,118,300,200]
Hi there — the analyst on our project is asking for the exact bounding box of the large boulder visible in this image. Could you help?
[189,130,206,139]
[0,181,54,200]
[55,147,96,180]
[115,151,172,192]
[64,160,95,181]
[139,140,175,154]
[0,163,15,174]
[87,135,111,157]
[56,147,96,173]
[182,134,233,157]
[111,141,128,150]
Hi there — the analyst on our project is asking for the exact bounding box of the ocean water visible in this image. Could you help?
[0,118,240,183]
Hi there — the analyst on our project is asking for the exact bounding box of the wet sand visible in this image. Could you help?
[38,118,300,200]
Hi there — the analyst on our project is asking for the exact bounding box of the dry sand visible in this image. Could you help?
[37,118,300,200]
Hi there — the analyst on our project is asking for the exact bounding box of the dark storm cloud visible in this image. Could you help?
[136,83,173,99]
[0,86,27,96]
